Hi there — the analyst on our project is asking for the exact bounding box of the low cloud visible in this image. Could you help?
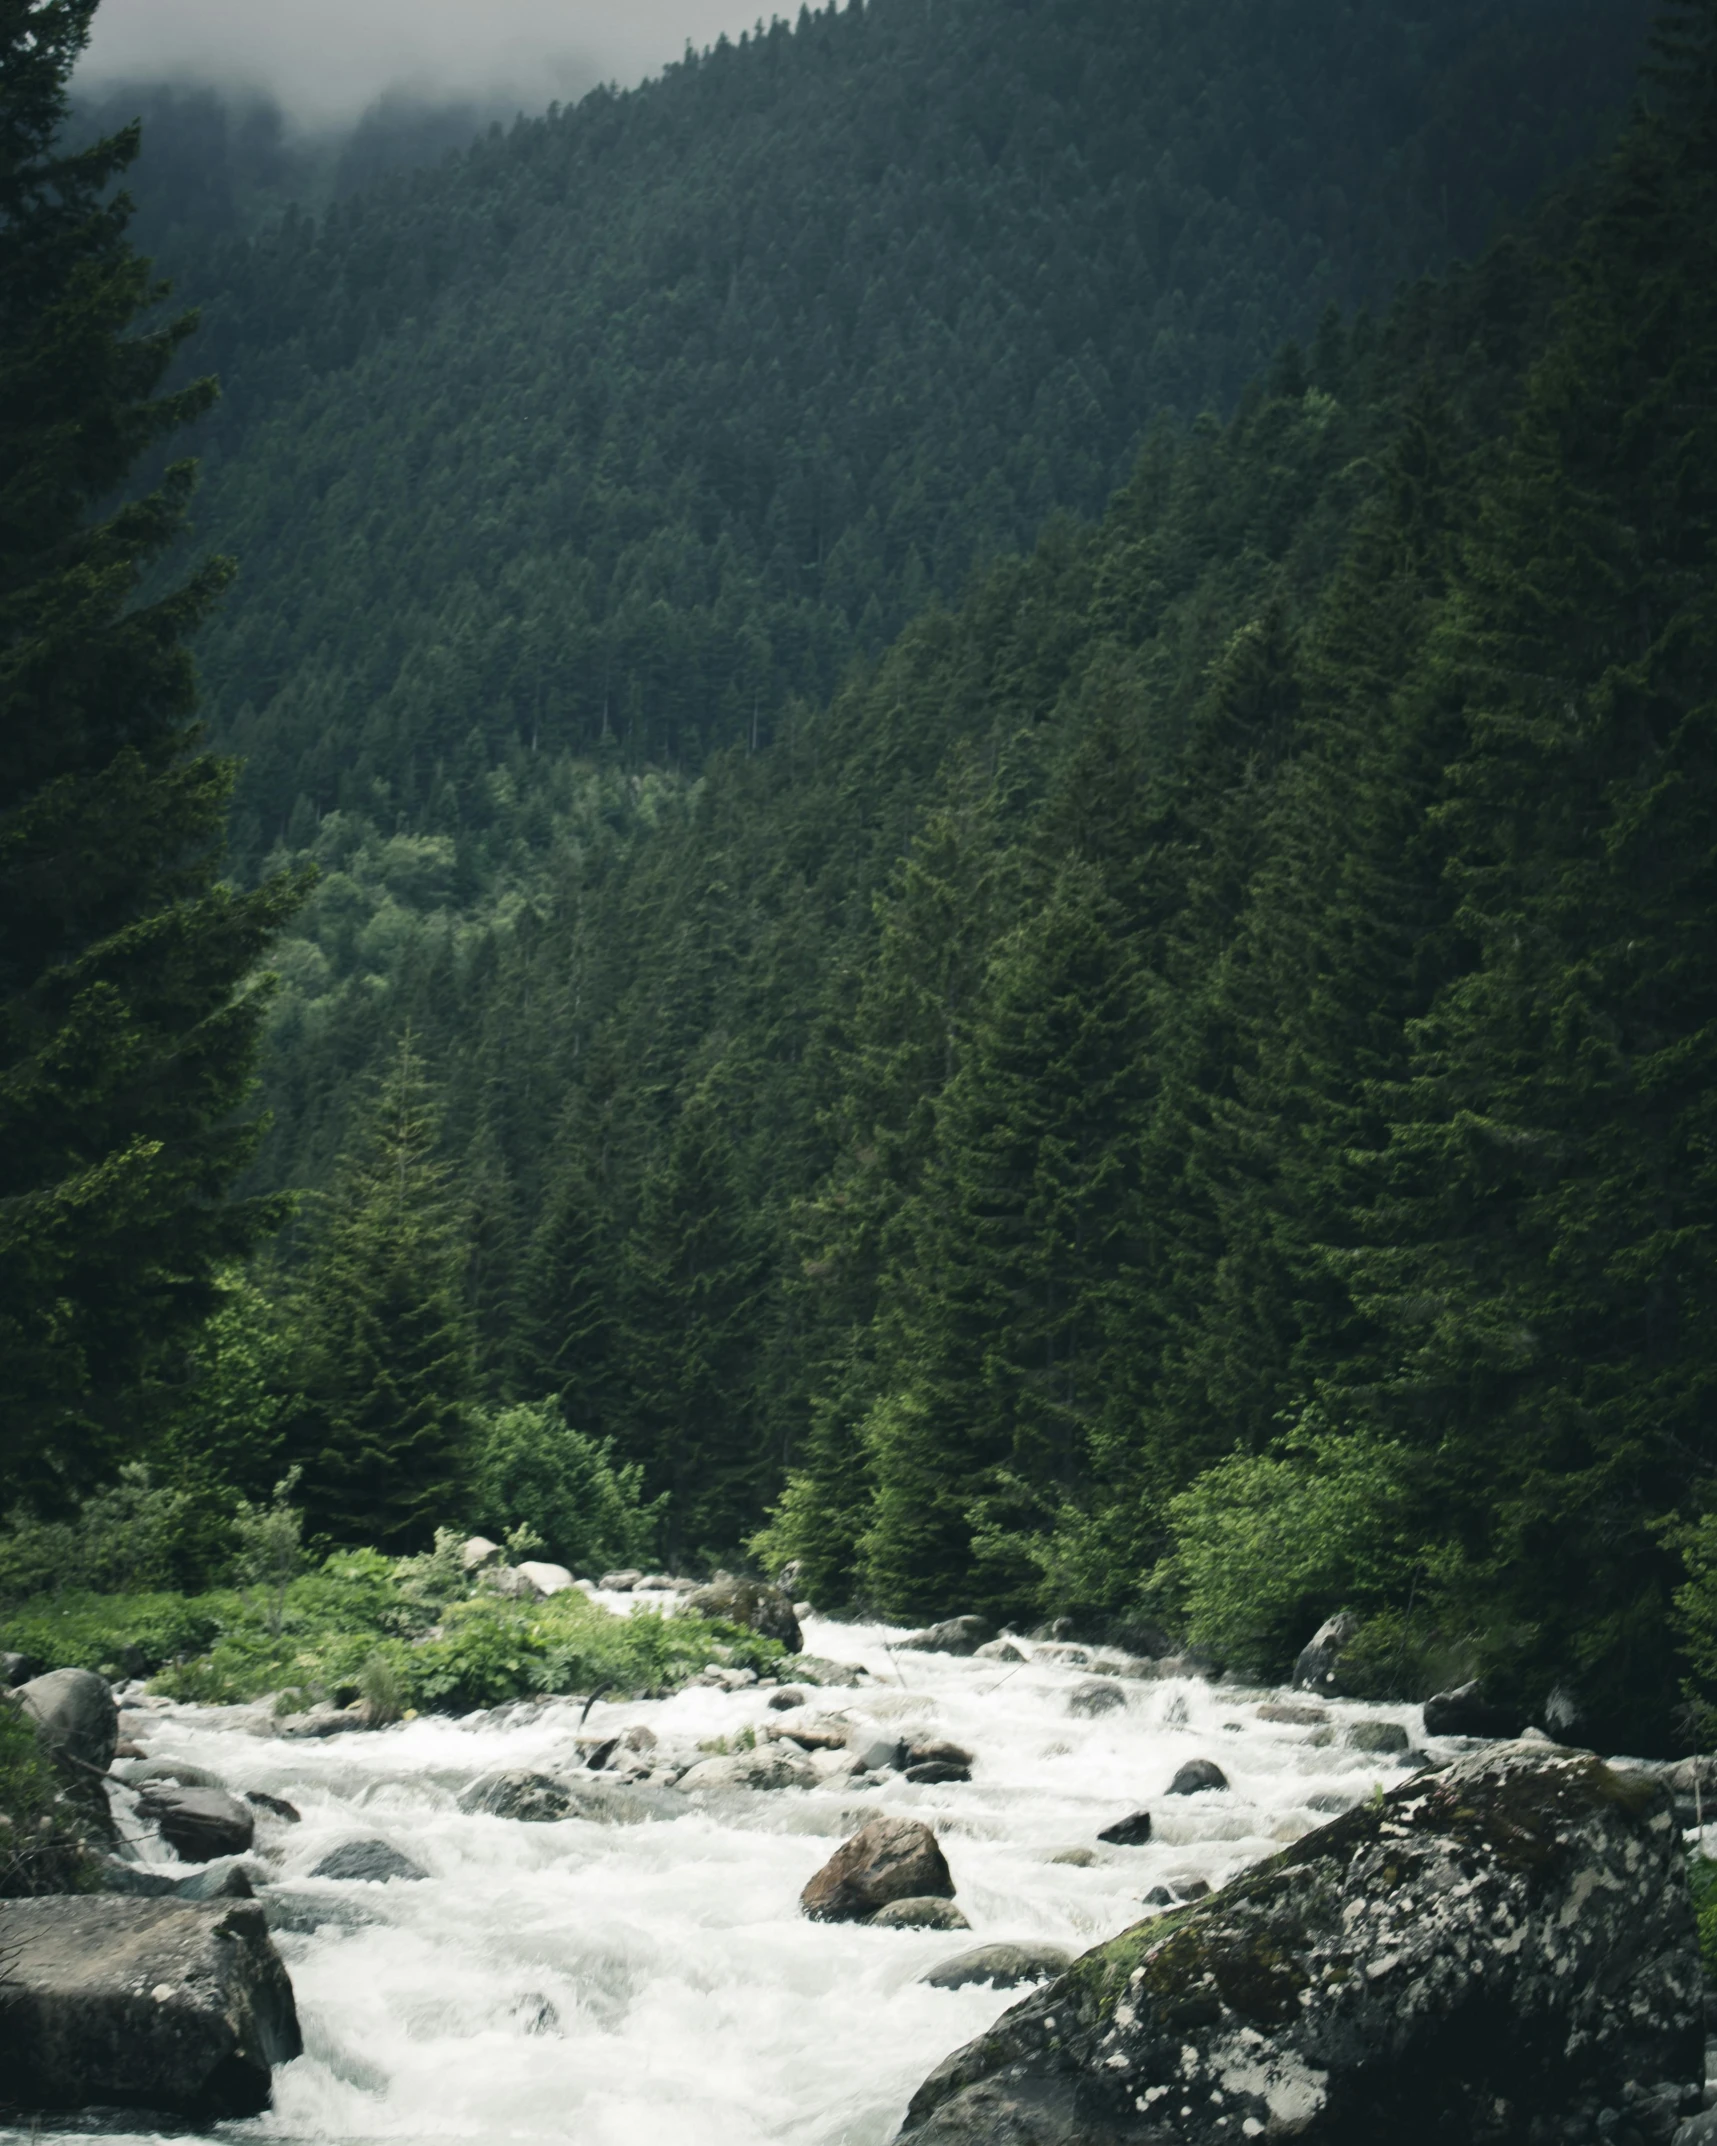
[79,0,776,128]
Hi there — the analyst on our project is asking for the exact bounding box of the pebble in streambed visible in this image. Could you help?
[44,1610,1441,2146]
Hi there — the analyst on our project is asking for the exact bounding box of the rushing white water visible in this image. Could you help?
[5,1604,1446,2146]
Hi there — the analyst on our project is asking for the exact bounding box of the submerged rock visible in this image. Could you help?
[1166,1757,1228,1795]
[0,1896,300,2119]
[1066,1681,1126,1718]
[1346,1718,1410,1756]
[310,1839,426,1883]
[459,1770,578,1821]
[896,1742,1703,2146]
[923,1943,1073,1993]
[872,1897,971,1932]
[684,1573,803,1651]
[802,1817,955,1923]
[98,1855,255,1902]
[974,1639,1027,1664]
[1095,1810,1153,1847]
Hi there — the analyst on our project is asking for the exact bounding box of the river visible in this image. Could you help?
[4,1599,1441,2146]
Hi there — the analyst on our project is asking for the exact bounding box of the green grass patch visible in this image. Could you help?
[0,1702,98,1898]
[0,1548,782,1716]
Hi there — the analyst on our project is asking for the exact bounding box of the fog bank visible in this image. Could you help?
[78,0,777,128]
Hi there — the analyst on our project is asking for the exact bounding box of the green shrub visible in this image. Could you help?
[1158,1416,1437,1683]
[0,1466,192,1604]
[0,1591,224,1679]
[470,1399,663,1575]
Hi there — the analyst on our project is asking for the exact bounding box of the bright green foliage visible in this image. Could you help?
[1161,1419,1437,1683]
[294,1038,477,1547]
[0,0,302,1507]
[0,1463,189,1602]
[0,1551,783,1714]
[470,1398,661,1574]
[1690,1854,1717,1982]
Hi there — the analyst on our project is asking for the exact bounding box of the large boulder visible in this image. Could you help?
[896,1742,1703,2146]
[901,1616,992,1657]
[14,1667,118,1773]
[0,1896,301,2119]
[514,1560,575,1596]
[802,1817,955,1923]
[1291,1610,1360,1695]
[683,1573,803,1651]
[138,1785,256,1863]
[1422,1678,1528,1740]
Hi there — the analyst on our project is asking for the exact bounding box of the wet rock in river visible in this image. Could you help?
[908,1739,973,1769]
[1346,1718,1410,1756]
[903,1761,971,1785]
[900,1616,992,1656]
[245,1790,301,1824]
[138,1783,256,1862]
[896,1742,1704,2146]
[677,1746,818,1793]
[802,1816,955,1923]
[1422,1678,1527,1740]
[685,1573,803,1651]
[973,1639,1026,1664]
[1095,1810,1152,1847]
[98,1855,255,1902]
[459,1770,577,1821]
[923,1943,1073,1992]
[0,1895,301,2119]
[1256,1700,1328,1726]
[871,1897,971,1931]
[1066,1681,1126,1718]
[599,1569,642,1591]
[1167,1757,1228,1795]
[310,1838,427,1883]
[769,1686,810,1710]
[1292,1610,1360,1695]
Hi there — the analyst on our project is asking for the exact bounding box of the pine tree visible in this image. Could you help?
[0,0,302,1506]
[513,1116,618,1437]
[617,1076,766,1564]
[296,1036,476,1547]
[1355,3,1717,1746]
[860,860,1148,1622]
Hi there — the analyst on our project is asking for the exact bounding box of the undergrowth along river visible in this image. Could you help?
[4,1601,1460,2146]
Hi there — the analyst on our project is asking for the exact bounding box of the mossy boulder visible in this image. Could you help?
[898,1742,1702,2146]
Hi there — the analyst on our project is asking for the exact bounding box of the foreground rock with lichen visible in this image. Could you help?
[898,1742,1703,2146]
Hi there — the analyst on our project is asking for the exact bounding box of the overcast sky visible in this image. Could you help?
[78,0,779,128]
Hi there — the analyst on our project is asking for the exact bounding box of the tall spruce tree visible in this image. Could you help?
[617,1075,766,1564]
[296,1035,476,1547]
[1352,0,1717,1747]
[0,0,300,1506]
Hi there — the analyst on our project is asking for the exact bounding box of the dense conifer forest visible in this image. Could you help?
[8,0,1717,1756]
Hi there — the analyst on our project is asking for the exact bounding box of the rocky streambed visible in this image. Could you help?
[3,1602,1713,2144]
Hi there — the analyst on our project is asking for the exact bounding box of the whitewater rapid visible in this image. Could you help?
[5,1606,1445,2146]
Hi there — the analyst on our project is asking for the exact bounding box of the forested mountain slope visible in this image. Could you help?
[152,0,1653,868]
[179,0,1717,1756]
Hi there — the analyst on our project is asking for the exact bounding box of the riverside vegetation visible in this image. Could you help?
[3,0,1717,1799]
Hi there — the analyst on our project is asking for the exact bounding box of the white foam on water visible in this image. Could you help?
[4,1611,1440,2146]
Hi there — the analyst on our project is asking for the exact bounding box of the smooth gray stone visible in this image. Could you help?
[309,1838,426,1883]
[0,1895,300,2119]
[921,1942,1072,1992]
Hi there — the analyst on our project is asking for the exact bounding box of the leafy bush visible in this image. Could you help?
[0,1466,192,1604]
[1157,1416,1437,1684]
[0,1591,224,1680]
[470,1400,662,1574]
